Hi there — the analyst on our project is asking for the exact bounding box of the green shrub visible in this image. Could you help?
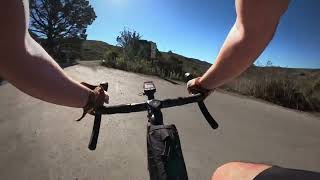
[116,57,128,70]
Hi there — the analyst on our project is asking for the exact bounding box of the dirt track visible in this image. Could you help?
[0,64,319,180]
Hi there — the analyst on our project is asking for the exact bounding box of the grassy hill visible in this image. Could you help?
[223,66,320,111]
[79,40,211,76]
[76,40,320,112]
[80,40,121,60]
[160,51,211,76]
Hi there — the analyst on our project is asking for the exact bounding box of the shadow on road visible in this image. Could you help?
[161,78,181,85]
[59,62,79,69]
[0,77,5,86]
[0,81,8,86]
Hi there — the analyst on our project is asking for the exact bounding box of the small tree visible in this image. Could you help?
[116,28,142,61]
[265,60,273,67]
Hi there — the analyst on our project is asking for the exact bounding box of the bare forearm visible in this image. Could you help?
[0,0,91,108]
[200,0,290,90]
[200,22,276,89]
[0,35,90,108]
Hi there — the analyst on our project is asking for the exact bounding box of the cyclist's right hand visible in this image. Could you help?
[187,77,213,98]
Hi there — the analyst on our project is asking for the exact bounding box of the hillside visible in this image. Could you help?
[79,40,211,76]
[76,40,319,112]
[80,40,121,60]
[223,66,320,111]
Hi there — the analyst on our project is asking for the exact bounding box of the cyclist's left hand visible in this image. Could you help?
[77,82,109,121]
[81,82,109,105]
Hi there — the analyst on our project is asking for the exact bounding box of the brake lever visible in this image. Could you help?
[197,101,218,129]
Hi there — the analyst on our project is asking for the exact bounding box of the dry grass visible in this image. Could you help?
[221,67,320,112]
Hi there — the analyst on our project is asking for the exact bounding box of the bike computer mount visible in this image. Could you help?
[142,81,163,125]
[143,81,156,100]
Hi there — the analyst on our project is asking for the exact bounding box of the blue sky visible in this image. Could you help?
[87,0,320,69]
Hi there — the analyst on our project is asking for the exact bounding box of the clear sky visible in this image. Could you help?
[87,0,320,69]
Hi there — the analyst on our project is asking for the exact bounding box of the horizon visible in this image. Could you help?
[86,0,320,69]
